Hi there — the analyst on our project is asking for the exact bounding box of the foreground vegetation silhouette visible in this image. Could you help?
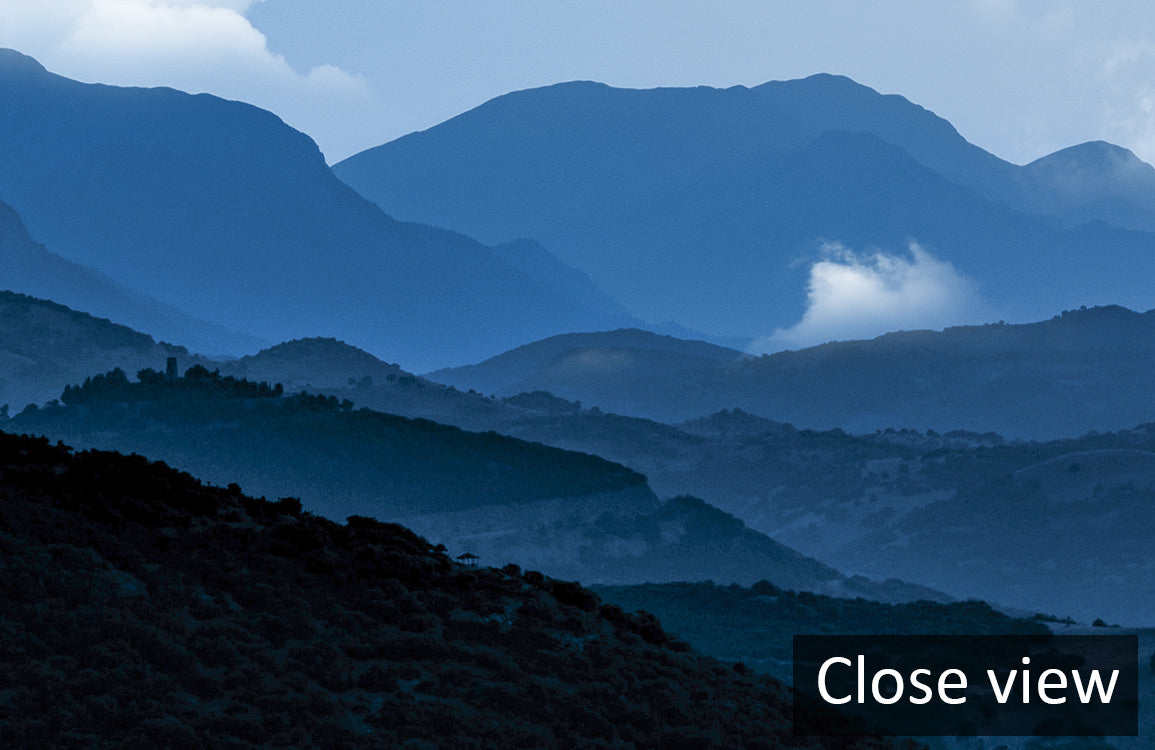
[0,430,913,748]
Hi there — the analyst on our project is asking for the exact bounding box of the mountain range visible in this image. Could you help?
[0,49,629,370]
[7,43,1155,745]
[9,49,1155,370]
[13,293,1155,618]
[335,75,1155,344]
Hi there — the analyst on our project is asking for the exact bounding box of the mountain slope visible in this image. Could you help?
[427,306,1155,439]
[0,430,904,748]
[428,328,748,400]
[491,238,635,322]
[7,366,651,521]
[494,405,1155,625]
[1016,141,1155,231]
[6,365,903,597]
[0,49,618,370]
[596,582,1048,681]
[0,198,261,355]
[0,290,224,411]
[335,76,1155,340]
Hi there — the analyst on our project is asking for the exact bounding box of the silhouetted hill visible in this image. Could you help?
[0,199,261,355]
[0,430,906,748]
[429,306,1155,439]
[428,328,748,400]
[6,366,906,597]
[8,366,649,521]
[0,49,621,370]
[336,76,1155,341]
[218,337,410,393]
[0,291,220,411]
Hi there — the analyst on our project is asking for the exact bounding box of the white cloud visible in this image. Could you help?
[750,241,989,353]
[0,0,382,161]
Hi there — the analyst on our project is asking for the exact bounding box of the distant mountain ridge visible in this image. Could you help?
[427,305,1155,439]
[335,75,1155,342]
[0,198,261,355]
[0,49,628,370]
[1017,141,1155,230]
[428,328,748,398]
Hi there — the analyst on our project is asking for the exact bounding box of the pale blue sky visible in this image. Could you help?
[4,1,1155,165]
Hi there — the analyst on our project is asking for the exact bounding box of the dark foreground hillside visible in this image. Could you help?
[595,582,1049,682]
[0,432,902,749]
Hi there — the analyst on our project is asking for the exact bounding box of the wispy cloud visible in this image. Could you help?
[750,241,989,353]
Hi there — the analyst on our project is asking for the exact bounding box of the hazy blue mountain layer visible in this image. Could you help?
[0,290,222,412]
[491,238,635,323]
[429,306,1155,440]
[6,365,921,599]
[335,76,1155,340]
[428,327,749,400]
[0,49,624,370]
[8,298,1150,621]
[159,333,1155,625]
[0,199,261,356]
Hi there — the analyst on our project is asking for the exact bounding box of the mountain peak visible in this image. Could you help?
[252,336,381,360]
[1027,140,1152,174]
[775,71,877,92]
[1019,141,1155,229]
[0,48,48,77]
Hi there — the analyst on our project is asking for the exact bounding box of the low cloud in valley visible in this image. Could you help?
[750,241,989,353]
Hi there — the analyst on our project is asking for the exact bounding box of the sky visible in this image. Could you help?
[4,0,1155,167]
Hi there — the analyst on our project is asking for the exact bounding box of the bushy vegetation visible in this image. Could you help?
[595,581,1050,681]
[60,365,284,405]
[0,431,906,748]
[9,367,647,519]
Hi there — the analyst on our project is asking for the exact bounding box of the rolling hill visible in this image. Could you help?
[428,328,749,402]
[427,306,1155,440]
[0,290,218,412]
[6,364,911,598]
